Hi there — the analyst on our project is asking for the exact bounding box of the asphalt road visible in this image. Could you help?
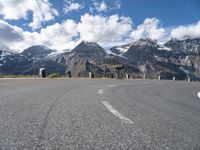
[0,79,200,150]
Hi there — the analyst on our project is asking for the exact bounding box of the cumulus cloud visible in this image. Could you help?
[31,19,78,50]
[63,0,84,14]
[0,0,30,20]
[0,0,58,30]
[2,10,200,53]
[130,18,166,42]
[170,21,200,40]
[77,14,132,43]
[0,19,78,52]
[0,20,23,45]
[0,13,133,51]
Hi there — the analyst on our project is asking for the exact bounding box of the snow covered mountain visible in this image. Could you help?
[0,38,200,80]
[165,38,200,53]
[110,39,159,55]
[22,45,56,59]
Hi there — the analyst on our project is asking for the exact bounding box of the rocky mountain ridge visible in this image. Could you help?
[1,38,200,80]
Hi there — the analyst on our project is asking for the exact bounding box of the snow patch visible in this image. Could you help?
[47,50,68,58]
[158,46,172,51]
[184,56,189,63]
[0,51,11,61]
[106,49,128,59]
[179,66,190,74]
[116,46,129,53]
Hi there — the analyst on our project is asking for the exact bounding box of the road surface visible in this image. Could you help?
[0,79,200,150]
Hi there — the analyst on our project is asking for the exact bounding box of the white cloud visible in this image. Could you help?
[0,0,30,20]
[0,19,78,52]
[130,18,166,42]
[33,19,78,50]
[64,0,84,14]
[77,14,132,44]
[90,0,121,13]
[0,20,24,45]
[0,13,133,51]
[1,11,200,53]
[93,1,108,12]
[130,19,200,42]
[113,0,121,9]
[0,0,58,30]
[170,21,200,40]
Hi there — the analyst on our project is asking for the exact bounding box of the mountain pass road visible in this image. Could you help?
[0,79,200,150]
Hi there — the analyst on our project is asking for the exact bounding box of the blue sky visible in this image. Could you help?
[120,0,200,26]
[5,0,200,30]
[0,0,200,51]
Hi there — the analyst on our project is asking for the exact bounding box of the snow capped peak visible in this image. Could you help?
[164,37,200,53]
[28,45,52,51]
[131,38,158,47]
[72,40,106,53]
[110,38,159,55]
[22,45,56,59]
[85,42,99,47]
[80,40,101,48]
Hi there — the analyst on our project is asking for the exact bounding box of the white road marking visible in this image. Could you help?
[98,89,104,94]
[197,92,200,98]
[107,84,116,88]
[102,101,134,124]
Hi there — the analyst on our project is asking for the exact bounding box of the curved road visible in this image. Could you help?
[0,79,200,149]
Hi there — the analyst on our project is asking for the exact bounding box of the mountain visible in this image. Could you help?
[108,38,200,80]
[53,41,107,77]
[0,43,31,75]
[0,38,200,80]
[164,38,200,79]
[0,45,63,75]
[165,38,200,53]
[71,41,107,61]
[110,39,159,55]
[0,50,33,75]
[123,39,159,62]
[22,45,56,59]
[112,39,183,79]
[109,43,132,55]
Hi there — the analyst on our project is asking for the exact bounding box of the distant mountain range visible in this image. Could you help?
[1,38,200,80]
